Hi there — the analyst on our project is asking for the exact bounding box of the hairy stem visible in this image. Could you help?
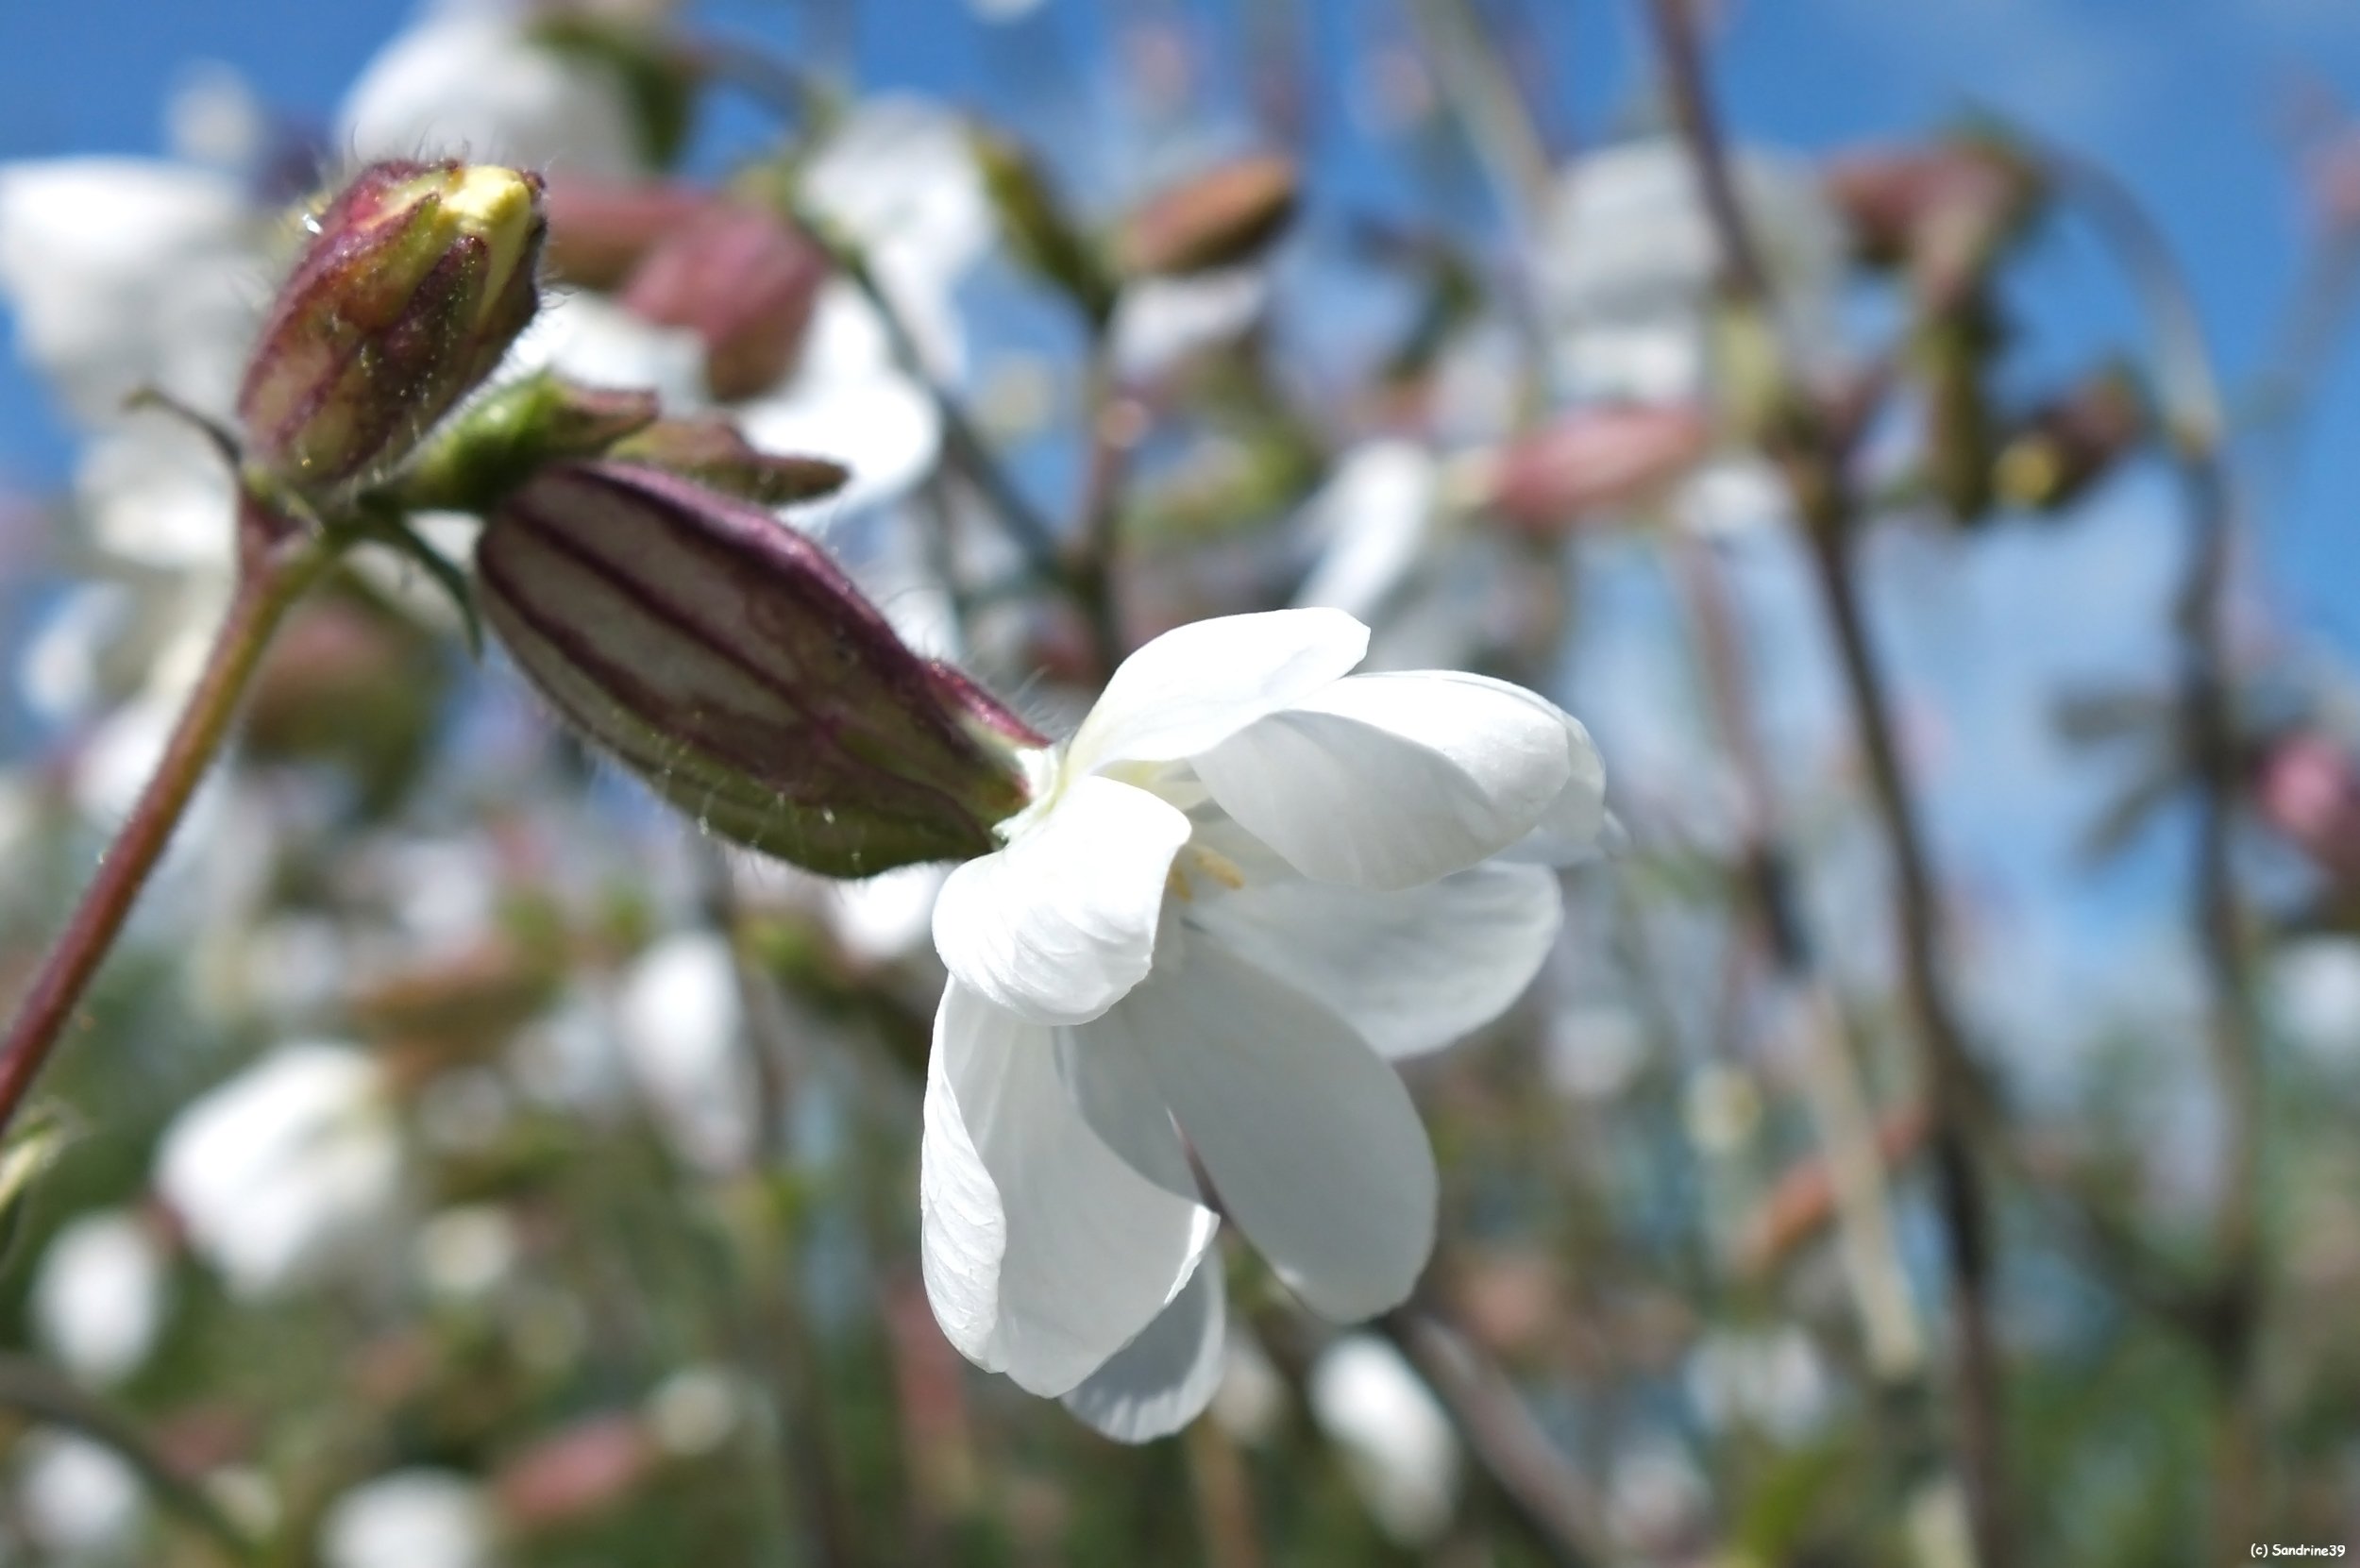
[0,527,335,1138]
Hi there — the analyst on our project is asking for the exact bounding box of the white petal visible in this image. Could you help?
[932,777,1190,1025]
[1102,939,1437,1321]
[1291,440,1440,622]
[1069,609,1369,773]
[1195,862,1562,1058]
[339,10,642,176]
[734,371,941,514]
[1196,670,1576,889]
[1063,1254,1228,1442]
[920,983,1216,1395]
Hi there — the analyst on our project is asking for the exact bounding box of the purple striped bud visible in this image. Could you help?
[238,160,547,496]
[478,462,1039,876]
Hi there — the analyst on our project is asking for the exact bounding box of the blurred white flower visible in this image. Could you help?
[2272,936,2360,1069]
[30,1210,171,1386]
[320,1470,497,1568]
[414,1204,522,1305]
[165,61,268,174]
[1108,267,1269,384]
[615,931,758,1171]
[154,1043,406,1298]
[341,0,643,176]
[826,862,950,965]
[1207,1332,1287,1445]
[16,1432,143,1560]
[643,1365,743,1458]
[798,97,988,381]
[921,609,1602,1438]
[1536,138,1847,405]
[1306,1334,1460,1545]
[1290,440,1440,623]
[1607,1434,1711,1554]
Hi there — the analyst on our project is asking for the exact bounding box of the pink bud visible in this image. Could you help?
[495,1415,652,1530]
[543,175,716,289]
[2258,733,2360,885]
[1483,405,1713,535]
[620,204,829,402]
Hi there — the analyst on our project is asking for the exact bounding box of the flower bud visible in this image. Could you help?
[1115,153,1299,278]
[606,416,849,507]
[619,203,827,402]
[391,372,659,513]
[972,130,1117,325]
[1475,405,1712,534]
[2257,732,2360,887]
[1994,364,2146,513]
[543,174,714,288]
[239,160,548,494]
[1824,141,2040,306]
[477,462,1039,876]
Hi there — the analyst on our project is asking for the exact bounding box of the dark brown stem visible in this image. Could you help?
[0,528,334,1138]
[1641,2,2012,1559]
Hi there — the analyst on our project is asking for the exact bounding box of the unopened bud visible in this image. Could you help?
[239,160,547,495]
[1825,141,2040,306]
[620,203,827,401]
[544,175,716,288]
[1115,154,1299,278]
[392,373,659,513]
[1994,364,2146,513]
[478,462,1039,876]
[2257,732,2360,886]
[1476,405,1712,534]
[972,131,1117,326]
[607,416,849,507]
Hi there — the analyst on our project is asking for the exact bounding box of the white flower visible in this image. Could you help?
[920,609,1602,1439]
[154,1043,406,1298]
[1290,441,1441,624]
[1108,267,1269,384]
[340,0,643,177]
[30,1210,170,1386]
[16,1431,143,1560]
[320,1470,497,1568]
[1684,1324,1829,1442]
[1307,1334,1460,1544]
[2273,936,2360,1069]
[1535,138,1847,405]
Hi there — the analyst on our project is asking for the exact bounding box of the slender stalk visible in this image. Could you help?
[1375,1307,1608,1568]
[1668,536,1967,1561]
[2040,143,2268,1560]
[0,528,334,1138]
[1068,344,1144,679]
[0,1356,259,1563]
[1639,2,2012,1559]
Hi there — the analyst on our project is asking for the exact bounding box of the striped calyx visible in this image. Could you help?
[239,160,547,497]
[477,462,1040,877]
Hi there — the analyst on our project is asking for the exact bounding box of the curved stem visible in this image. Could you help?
[0,530,335,1138]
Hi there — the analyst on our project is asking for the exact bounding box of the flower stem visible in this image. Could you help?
[1641,1,2013,1559]
[0,527,336,1138]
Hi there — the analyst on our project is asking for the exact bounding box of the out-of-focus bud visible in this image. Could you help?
[239,160,547,495]
[971,130,1117,326]
[607,416,850,507]
[2257,732,2360,886]
[1472,405,1713,535]
[393,372,658,512]
[543,175,715,288]
[1824,140,2041,306]
[477,462,1041,876]
[493,1414,654,1532]
[620,203,827,401]
[1994,363,2147,513]
[245,587,450,815]
[1114,153,1299,279]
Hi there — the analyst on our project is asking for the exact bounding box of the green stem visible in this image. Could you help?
[0,530,335,1137]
